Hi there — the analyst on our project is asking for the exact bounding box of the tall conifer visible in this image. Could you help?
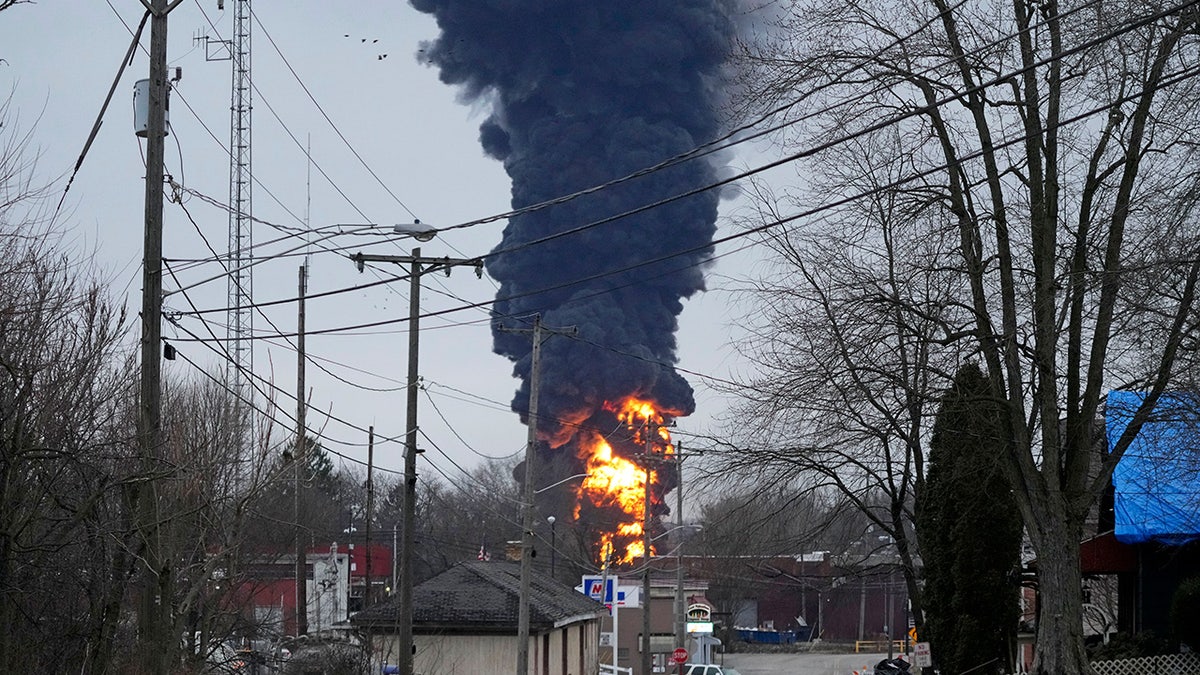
[917,364,1022,673]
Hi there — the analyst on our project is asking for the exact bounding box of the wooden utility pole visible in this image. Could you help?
[295,263,308,636]
[136,1,180,671]
[365,426,375,605]
[674,444,685,651]
[642,424,654,675]
[516,315,544,675]
[499,315,577,675]
[349,249,482,675]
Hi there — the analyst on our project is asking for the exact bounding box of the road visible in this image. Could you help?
[720,651,895,675]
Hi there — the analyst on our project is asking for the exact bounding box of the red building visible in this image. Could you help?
[228,542,393,638]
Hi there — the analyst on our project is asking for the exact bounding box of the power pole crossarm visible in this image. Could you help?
[350,252,484,278]
[350,247,481,675]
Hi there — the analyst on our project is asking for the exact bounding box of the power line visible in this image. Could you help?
[161,0,1192,342]
[381,0,1104,242]
[149,0,1123,347]
[150,0,1062,297]
[248,5,419,220]
[104,1,419,322]
[166,47,1200,346]
[422,387,523,461]
[194,0,374,222]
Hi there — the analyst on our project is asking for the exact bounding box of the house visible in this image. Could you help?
[1017,394,1200,666]
[352,560,607,674]
[1098,391,1200,640]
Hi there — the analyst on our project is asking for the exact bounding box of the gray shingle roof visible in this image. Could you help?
[352,561,606,634]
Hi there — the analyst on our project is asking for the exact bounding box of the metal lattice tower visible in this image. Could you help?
[226,0,253,435]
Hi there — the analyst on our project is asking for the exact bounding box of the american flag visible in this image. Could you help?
[477,543,490,561]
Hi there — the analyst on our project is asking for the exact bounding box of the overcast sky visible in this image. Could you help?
[0,1,761,488]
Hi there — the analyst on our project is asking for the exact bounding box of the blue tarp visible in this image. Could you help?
[1107,391,1200,544]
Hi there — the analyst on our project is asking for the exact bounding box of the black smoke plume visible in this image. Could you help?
[412,0,739,557]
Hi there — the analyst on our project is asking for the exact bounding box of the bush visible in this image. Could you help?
[1087,631,1172,661]
[1171,577,1200,650]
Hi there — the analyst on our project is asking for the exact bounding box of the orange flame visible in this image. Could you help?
[575,396,676,564]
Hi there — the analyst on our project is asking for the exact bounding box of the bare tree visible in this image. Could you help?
[0,102,135,673]
[727,0,1200,671]
[399,456,523,579]
[158,375,281,670]
[0,98,295,674]
[709,136,967,630]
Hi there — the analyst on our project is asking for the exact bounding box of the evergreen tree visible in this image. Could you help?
[916,364,1022,674]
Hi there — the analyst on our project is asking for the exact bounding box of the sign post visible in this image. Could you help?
[913,642,932,668]
[582,576,622,675]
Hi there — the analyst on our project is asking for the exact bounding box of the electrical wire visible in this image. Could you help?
[248,5,419,220]
[194,0,374,222]
[156,0,1192,338]
[111,0,1200,478]
[136,0,1053,298]
[422,387,523,461]
[138,0,1123,379]
[166,313,406,463]
[165,46,1200,346]
[103,1,419,321]
[468,0,1196,266]
[378,0,1102,241]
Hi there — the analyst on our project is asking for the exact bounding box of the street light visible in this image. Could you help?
[393,219,437,242]
[649,524,702,543]
[350,228,482,675]
[534,473,589,494]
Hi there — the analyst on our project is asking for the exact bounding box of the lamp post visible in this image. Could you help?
[350,224,481,675]
[535,472,586,583]
[547,516,556,579]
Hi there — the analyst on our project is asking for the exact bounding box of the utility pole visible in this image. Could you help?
[674,444,685,652]
[499,315,577,675]
[136,1,180,671]
[365,426,375,605]
[670,443,702,655]
[642,424,654,675]
[295,263,308,636]
[350,249,482,675]
[517,315,545,675]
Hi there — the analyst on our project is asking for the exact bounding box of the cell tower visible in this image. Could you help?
[226,0,254,435]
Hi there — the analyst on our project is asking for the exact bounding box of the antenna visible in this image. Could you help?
[225,0,254,444]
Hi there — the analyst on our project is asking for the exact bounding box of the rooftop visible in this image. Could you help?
[351,561,606,634]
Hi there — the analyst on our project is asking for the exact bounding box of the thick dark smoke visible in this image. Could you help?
[412,0,739,553]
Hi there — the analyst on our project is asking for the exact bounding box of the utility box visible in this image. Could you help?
[133,78,169,137]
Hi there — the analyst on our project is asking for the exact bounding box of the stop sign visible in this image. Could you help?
[671,647,689,664]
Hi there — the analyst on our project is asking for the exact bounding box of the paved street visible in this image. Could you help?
[721,651,894,675]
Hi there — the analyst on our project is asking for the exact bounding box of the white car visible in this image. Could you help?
[682,665,740,675]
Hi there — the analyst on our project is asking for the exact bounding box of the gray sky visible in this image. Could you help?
[0,1,755,484]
